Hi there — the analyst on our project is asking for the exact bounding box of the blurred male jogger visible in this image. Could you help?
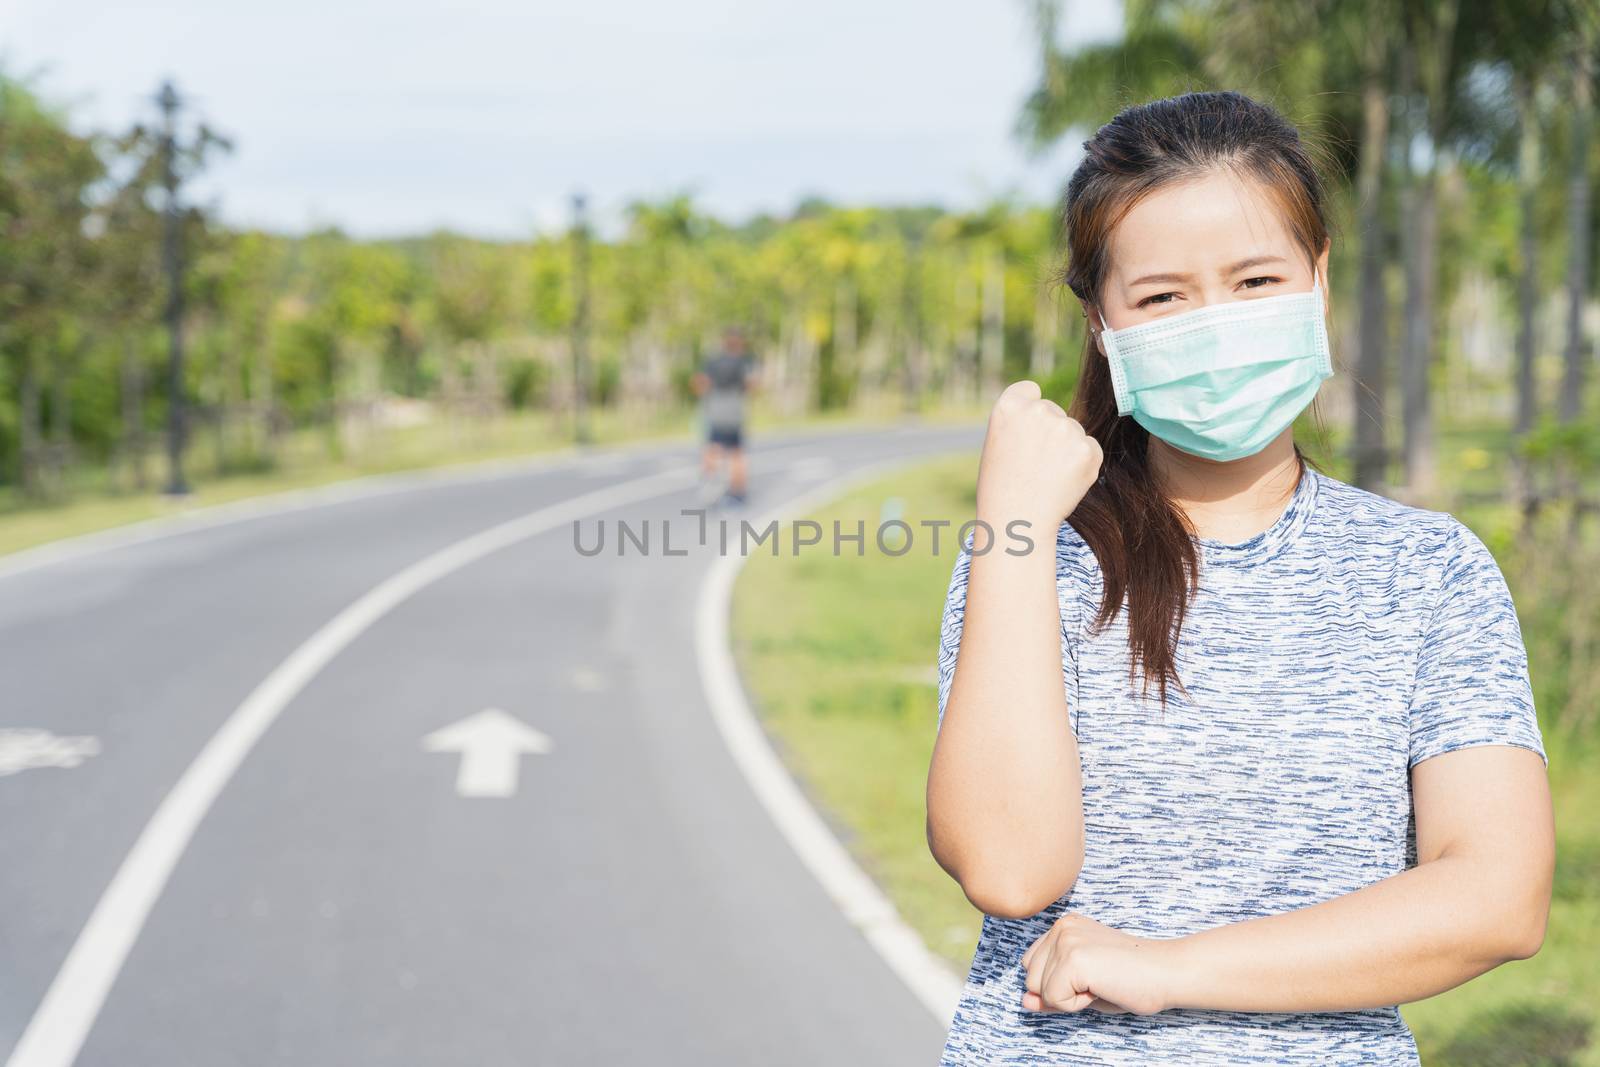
[692,325,757,506]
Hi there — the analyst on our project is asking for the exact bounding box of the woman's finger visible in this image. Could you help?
[1055,990,1098,1013]
[1022,935,1054,998]
[1087,997,1131,1014]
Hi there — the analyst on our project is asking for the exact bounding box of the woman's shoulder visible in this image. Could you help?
[1308,468,1474,549]
[1306,469,1503,593]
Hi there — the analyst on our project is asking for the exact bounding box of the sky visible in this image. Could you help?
[2,1,1122,240]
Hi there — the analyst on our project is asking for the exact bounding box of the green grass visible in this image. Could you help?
[731,449,1600,1066]
[731,452,986,968]
[0,411,605,559]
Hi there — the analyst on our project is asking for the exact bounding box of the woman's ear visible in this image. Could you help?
[1316,240,1332,317]
[1086,306,1108,357]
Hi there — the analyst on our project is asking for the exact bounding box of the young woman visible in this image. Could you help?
[925,90,1554,1065]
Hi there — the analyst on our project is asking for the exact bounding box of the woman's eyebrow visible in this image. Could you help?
[1126,255,1289,288]
[1127,270,1193,287]
[1224,254,1289,274]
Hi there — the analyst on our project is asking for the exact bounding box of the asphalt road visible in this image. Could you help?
[0,421,982,1067]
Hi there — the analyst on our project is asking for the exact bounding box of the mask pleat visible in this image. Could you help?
[1104,281,1331,462]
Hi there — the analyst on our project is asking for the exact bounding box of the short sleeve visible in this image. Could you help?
[934,536,974,734]
[1407,518,1547,769]
[934,522,1084,734]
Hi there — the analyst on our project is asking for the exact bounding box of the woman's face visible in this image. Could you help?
[1091,167,1330,341]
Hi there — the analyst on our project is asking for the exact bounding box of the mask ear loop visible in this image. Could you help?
[1308,263,1333,377]
[1079,307,1122,466]
[1097,320,1135,417]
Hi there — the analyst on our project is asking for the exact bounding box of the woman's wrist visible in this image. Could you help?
[972,507,1062,555]
[1148,934,1199,1012]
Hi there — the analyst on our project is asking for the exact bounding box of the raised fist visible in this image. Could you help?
[975,380,1103,532]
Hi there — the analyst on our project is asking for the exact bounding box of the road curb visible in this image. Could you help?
[693,453,968,1030]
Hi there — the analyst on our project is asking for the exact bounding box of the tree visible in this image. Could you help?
[0,71,104,497]
[1561,19,1596,427]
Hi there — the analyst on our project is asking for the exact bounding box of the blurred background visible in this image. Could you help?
[1,1,1597,1065]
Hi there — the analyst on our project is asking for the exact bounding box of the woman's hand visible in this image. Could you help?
[1020,912,1174,1016]
[976,380,1102,533]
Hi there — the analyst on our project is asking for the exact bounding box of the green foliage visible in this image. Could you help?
[1518,416,1600,475]
[3,11,1597,534]
[1434,1002,1594,1067]
[1038,346,1083,408]
[503,356,548,411]
[1503,506,1600,738]
[0,70,105,490]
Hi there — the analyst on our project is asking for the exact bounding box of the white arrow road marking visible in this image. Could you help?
[7,430,965,1067]
[0,729,101,777]
[5,465,694,1067]
[421,709,551,798]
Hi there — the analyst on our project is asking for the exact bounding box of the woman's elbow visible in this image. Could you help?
[933,838,1081,918]
[1476,880,1551,963]
[1501,904,1549,961]
[962,876,1076,920]
[1504,857,1555,961]
[925,807,1083,919]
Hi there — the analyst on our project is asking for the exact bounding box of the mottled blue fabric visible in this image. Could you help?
[933,466,1547,1065]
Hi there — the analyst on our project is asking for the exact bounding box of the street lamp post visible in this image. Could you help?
[570,193,593,446]
[158,79,189,496]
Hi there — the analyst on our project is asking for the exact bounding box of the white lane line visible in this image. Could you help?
[693,452,968,1029]
[0,430,709,585]
[787,457,837,481]
[0,420,972,586]
[0,447,575,585]
[5,465,695,1067]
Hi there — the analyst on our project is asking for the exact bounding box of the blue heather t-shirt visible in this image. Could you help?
[933,465,1547,1066]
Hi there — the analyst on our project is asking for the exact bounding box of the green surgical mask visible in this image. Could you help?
[1099,272,1332,462]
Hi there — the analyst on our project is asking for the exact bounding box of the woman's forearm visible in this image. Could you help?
[927,517,1083,919]
[1153,853,1545,1013]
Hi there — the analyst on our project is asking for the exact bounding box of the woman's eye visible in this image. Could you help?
[1137,292,1179,308]
[1240,276,1281,290]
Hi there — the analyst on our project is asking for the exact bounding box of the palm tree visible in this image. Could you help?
[1560,24,1596,427]
[1477,0,1590,513]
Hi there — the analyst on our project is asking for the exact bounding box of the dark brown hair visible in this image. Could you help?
[1053,90,1334,709]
